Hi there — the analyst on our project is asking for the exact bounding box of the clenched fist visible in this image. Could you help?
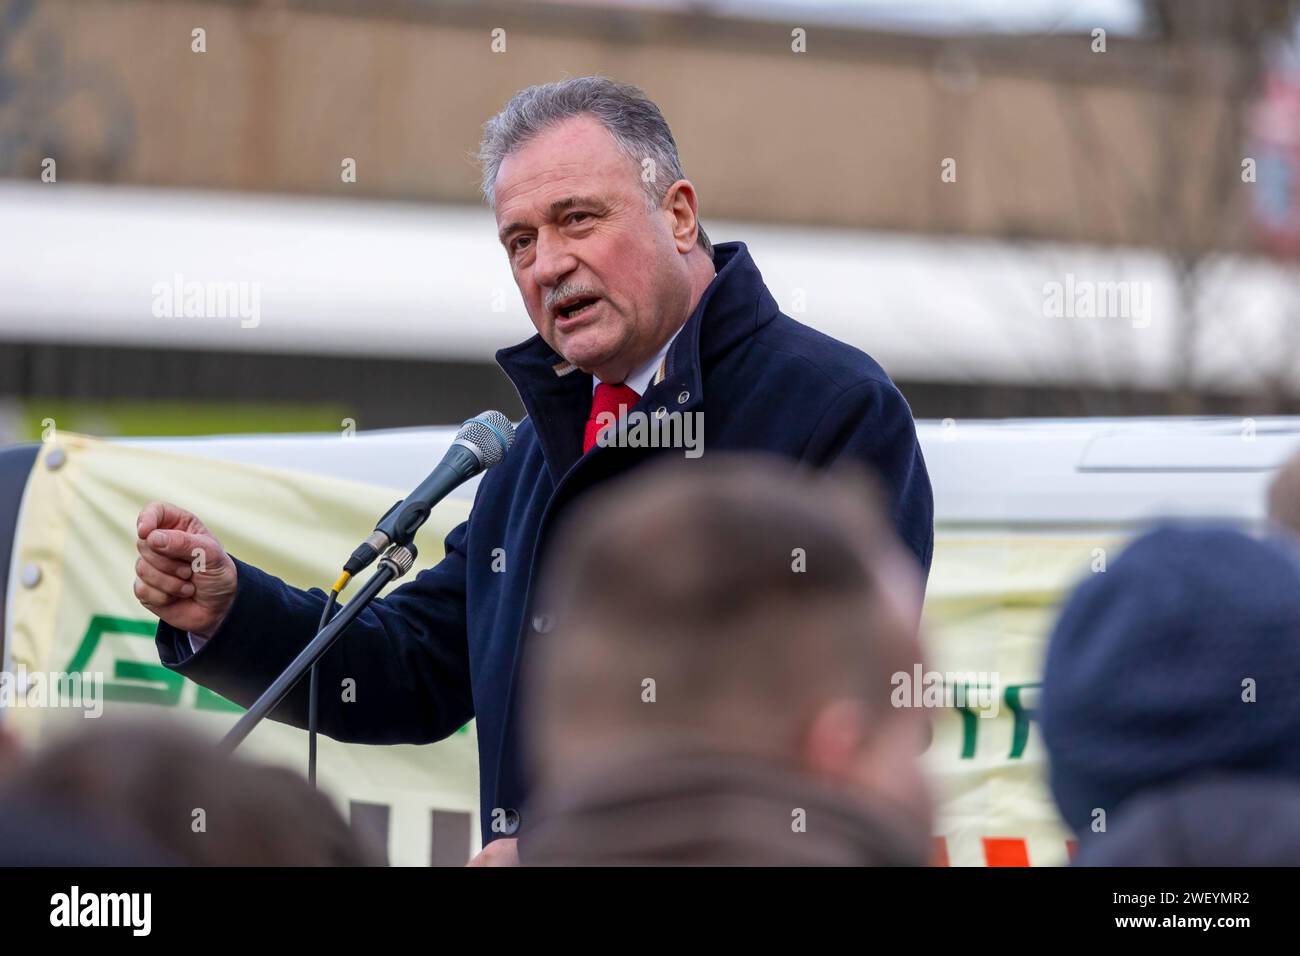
[134,502,238,638]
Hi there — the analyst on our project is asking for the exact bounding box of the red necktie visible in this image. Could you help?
[584,382,641,453]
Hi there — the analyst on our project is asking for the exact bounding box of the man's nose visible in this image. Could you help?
[532,231,578,289]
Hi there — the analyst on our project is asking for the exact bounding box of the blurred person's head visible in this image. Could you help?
[0,799,173,865]
[0,721,382,866]
[479,76,715,385]
[1267,447,1300,537]
[0,720,167,865]
[1041,524,1300,839]
[523,456,931,863]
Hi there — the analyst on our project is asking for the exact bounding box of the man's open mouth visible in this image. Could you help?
[554,295,601,322]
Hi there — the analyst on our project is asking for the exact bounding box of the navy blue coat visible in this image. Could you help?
[156,242,933,846]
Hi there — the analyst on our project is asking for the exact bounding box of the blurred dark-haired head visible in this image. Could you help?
[522,455,931,863]
[0,721,382,866]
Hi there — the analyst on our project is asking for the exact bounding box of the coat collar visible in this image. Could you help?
[521,745,931,866]
[494,241,779,482]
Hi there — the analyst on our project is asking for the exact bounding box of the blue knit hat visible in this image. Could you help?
[1041,524,1300,836]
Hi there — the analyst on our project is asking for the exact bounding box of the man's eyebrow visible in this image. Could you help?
[497,195,608,244]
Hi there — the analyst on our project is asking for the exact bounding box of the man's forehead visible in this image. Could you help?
[493,117,637,217]
[496,160,596,212]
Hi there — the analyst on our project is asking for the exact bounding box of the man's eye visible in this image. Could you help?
[511,236,533,254]
[568,212,591,225]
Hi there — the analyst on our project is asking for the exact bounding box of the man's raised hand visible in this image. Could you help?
[134,501,238,638]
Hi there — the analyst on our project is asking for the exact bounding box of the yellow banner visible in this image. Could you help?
[7,433,478,866]
[921,532,1121,865]
[7,433,1105,865]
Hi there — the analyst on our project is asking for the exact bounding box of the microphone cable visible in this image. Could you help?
[307,571,349,788]
[300,412,512,786]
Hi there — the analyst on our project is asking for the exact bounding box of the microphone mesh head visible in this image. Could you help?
[456,411,515,468]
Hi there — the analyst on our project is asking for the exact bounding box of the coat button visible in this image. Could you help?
[677,390,690,404]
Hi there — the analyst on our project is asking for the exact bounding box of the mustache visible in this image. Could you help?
[544,282,603,313]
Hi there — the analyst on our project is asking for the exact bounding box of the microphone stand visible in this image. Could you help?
[216,410,514,767]
[219,543,418,753]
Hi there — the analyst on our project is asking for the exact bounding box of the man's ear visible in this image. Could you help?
[801,698,870,781]
[663,180,701,254]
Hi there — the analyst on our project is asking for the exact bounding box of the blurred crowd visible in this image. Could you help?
[4,448,1300,866]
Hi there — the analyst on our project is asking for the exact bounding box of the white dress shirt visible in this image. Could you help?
[593,323,683,395]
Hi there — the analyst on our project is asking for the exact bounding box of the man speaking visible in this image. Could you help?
[133,77,933,864]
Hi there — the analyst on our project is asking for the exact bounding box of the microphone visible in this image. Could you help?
[341,411,515,578]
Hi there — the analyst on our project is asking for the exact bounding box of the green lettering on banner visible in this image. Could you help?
[953,703,980,758]
[951,681,994,759]
[64,615,244,712]
[64,617,471,723]
[195,685,243,712]
[950,682,1041,760]
[1004,683,1039,759]
[106,659,184,706]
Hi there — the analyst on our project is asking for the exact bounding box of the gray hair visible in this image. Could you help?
[477,76,712,257]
